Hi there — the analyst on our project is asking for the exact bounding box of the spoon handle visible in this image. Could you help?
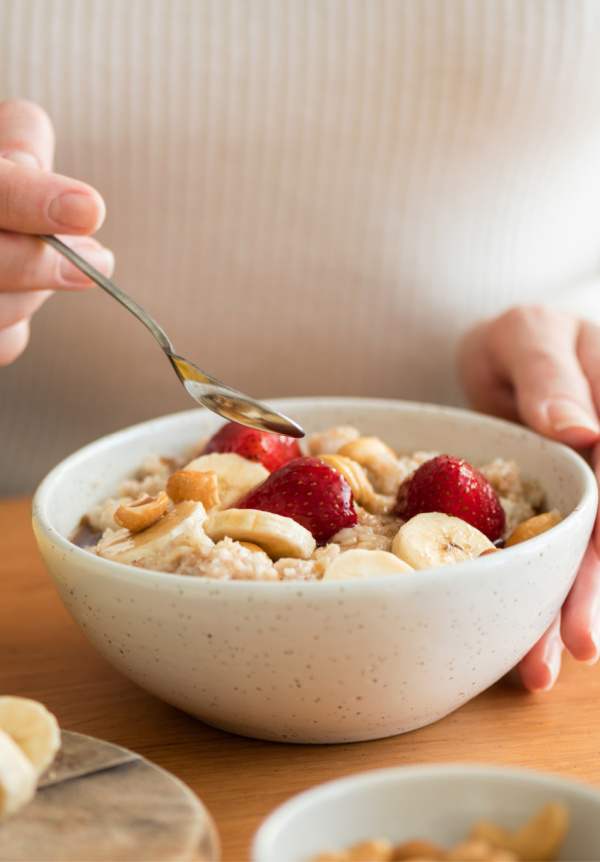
[39,235,174,353]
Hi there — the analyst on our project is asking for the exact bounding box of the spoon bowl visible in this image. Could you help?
[40,235,304,438]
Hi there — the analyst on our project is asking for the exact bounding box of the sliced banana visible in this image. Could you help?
[96,500,209,566]
[392,512,495,570]
[183,452,269,508]
[0,696,61,775]
[322,548,413,580]
[0,728,38,820]
[204,509,316,560]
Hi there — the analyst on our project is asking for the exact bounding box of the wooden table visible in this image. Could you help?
[2,495,599,862]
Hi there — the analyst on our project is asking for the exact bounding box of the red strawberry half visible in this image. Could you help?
[203,421,302,472]
[235,456,358,544]
[395,454,505,541]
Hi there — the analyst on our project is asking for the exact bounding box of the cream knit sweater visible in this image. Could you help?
[2,0,600,493]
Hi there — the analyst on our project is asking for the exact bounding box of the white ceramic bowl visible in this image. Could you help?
[32,398,597,744]
[252,764,600,861]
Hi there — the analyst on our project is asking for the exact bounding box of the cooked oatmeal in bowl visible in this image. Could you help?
[32,398,597,743]
[77,421,556,583]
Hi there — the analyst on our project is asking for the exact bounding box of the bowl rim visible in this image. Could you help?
[32,396,598,592]
[251,762,600,860]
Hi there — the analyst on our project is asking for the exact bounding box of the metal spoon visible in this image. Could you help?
[40,235,304,438]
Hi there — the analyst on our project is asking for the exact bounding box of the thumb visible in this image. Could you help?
[477,306,600,448]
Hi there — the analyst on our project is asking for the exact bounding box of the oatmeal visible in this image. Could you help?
[76,423,557,581]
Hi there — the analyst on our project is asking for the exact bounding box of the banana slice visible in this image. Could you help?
[392,512,495,570]
[204,509,316,560]
[96,500,209,566]
[183,452,269,509]
[0,728,38,820]
[0,696,61,775]
[322,548,414,580]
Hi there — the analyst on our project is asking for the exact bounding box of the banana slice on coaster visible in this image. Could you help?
[322,548,414,580]
[204,509,316,560]
[183,452,269,509]
[392,512,495,570]
[0,696,61,820]
[0,696,61,776]
[0,729,38,820]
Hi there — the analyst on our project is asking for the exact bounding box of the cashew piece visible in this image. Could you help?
[166,469,220,509]
[337,436,404,495]
[470,801,569,861]
[338,436,398,470]
[317,453,395,515]
[504,509,562,548]
[114,492,169,532]
[446,839,517,860]
[392,839,445,860]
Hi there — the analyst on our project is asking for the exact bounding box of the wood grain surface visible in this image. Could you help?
[2,496,600,862]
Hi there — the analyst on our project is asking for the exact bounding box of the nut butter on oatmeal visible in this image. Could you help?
[74,425,556,581]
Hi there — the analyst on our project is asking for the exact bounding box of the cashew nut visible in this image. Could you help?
[446,839,517,861]
[113,492,169,532]
[504,509,562,548]
[337,436,404,495]
[338,436,398,469]
[470,800,568,861]
[166,469,220,509]
[392,839,445,860]
[317,453,395,515]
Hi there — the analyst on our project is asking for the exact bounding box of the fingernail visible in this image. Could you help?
[1,149,41,168]
[58,246,114,285]
[48,192,102,230]
[547,399,600,434]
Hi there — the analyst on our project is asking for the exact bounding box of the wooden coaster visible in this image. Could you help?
[0,731,220,861]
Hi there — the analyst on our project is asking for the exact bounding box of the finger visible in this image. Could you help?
[516,612,564,691]
[0,232,114,292]
[592,444,600,560]
[577,321,600,418]
[0,159,106,235]
[560,541,600,662]
[484,306,599,448]
[0,318,30,365]
[0,289,52,329]
[0,99,55,170]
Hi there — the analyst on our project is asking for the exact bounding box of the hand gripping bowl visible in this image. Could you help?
[32,398,597,744]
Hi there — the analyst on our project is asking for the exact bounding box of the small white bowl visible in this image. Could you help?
[32,398,597,744]
[252,764,600,862]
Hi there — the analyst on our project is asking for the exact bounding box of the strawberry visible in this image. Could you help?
[203,421,302,472]
[235,456,358,544]
[395,454,505,541]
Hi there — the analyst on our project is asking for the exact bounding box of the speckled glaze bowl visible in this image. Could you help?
[252,764,600,861]
[32,398,597,744]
